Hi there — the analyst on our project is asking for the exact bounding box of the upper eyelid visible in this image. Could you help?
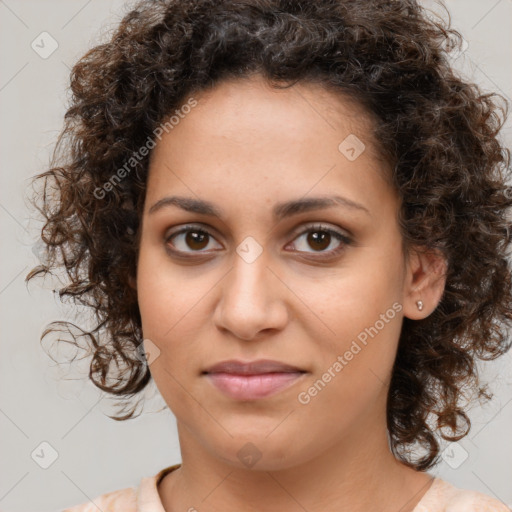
[166,224,223,243]
[290,223,351,239]
[166,222,351,247]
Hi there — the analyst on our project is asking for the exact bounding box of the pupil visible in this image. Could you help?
[186,231,208,250]
[308,231,330,251]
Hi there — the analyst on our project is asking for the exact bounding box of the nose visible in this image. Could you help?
[213,252,289,341]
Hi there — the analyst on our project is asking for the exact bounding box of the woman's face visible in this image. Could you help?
[136,75,415,470]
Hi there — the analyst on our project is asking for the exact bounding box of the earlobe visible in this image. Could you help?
[402,247,447,320]
[128,274,137,291]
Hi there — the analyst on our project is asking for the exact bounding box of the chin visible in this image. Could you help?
[207,429,311,472]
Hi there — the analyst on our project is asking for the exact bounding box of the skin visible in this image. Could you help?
[133,74,447,512]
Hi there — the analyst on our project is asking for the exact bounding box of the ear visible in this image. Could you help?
[402,246,447,320]
[128,274,137,291]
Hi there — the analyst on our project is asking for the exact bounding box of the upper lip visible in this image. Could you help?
[203,359,306,375]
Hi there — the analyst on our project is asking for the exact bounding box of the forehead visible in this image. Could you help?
[144,74,395,216]
[180,74,377,149]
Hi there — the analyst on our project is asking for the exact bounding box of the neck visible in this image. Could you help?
[158,407,434,512]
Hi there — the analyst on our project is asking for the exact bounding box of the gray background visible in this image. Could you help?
[1,1,511,511]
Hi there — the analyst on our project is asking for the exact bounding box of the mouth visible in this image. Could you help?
[203,358,306,375]
[202,359,307,400]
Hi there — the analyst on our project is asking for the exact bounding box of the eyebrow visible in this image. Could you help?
[148,194,370,219]
[148,194,371,221]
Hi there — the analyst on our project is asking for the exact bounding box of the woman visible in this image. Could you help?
[26,0,512,510]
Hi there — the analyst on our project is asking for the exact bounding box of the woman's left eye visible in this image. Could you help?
[286,224,352,258]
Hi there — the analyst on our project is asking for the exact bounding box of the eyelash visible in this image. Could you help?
[164,223,353,260]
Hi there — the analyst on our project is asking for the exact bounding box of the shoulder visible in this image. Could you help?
[443,487,511,512]
[62,486,136,512]
[415,477,511,512]
[60,464,181,512]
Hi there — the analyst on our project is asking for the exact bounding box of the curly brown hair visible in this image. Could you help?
[25,0,512,471]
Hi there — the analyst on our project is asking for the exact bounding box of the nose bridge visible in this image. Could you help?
[214,241,288,339]
[227,244,273,307]
[225,231,271,295]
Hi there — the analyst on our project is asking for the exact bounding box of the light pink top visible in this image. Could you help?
[62,464,511,511]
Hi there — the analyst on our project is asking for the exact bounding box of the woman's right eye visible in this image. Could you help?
[165,225,222,255]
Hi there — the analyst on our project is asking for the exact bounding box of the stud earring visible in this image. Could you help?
[416,300,424,311]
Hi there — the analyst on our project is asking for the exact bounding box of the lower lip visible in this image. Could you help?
[204,372,306,400]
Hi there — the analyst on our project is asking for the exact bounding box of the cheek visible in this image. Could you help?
[136,241,198,335]
[293,259,403,339]
[294,294,403,433]
[137,278,205,373]
[291,254,404,394]
[136,245,213,377]
[136,263,207,417]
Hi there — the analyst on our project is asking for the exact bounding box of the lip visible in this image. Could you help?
[203,359,305,375]
[202,359,307,400]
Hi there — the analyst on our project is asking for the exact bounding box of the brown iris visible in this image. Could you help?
[186,230,209,250]
[307,230,330,251]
